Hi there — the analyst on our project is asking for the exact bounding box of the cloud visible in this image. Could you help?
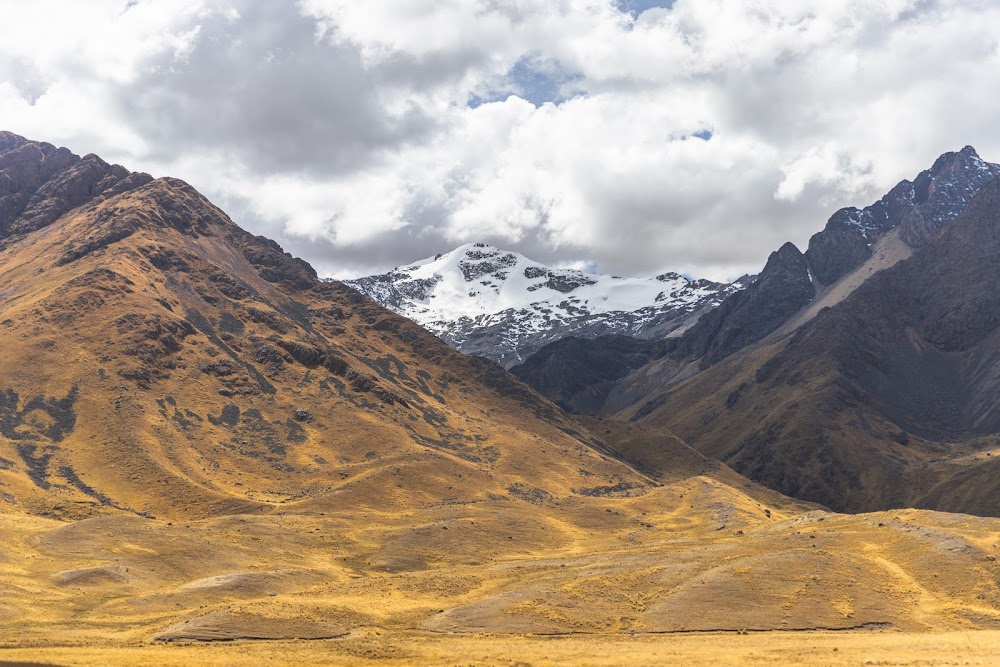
[3,0,1000,282]
[117,2,441,177]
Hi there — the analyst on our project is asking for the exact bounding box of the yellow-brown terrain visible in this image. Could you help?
[4,132,1000,665]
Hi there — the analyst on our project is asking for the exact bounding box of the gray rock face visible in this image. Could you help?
[0,131,152,240]
[807,146,1000,286]
[676,242,815,368]
[679,146,1000,370]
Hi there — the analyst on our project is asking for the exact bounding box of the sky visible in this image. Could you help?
[2,1,1000,281]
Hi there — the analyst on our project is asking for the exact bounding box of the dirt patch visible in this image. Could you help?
[154,610,346,643]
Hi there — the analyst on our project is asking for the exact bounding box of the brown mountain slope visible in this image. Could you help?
[628,173,1000,515]
[7,133,1000,660]
[0,144,662,520]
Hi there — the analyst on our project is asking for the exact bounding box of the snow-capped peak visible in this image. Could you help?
[345,243,742,367]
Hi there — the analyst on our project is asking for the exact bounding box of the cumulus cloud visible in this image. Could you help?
[3,0,1000,281]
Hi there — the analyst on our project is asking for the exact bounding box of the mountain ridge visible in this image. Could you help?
[0,132,664,522]
[513,145,1000,416]
[624,157,1000,515]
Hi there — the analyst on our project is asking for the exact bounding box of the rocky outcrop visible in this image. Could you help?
[806,146,1000,286]
[690,147,1000,368]
[675,146,1000,372]
[0,131,152,241]
[675,242,815,368]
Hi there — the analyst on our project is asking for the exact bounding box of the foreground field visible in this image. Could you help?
[4,472,1000,666]
[4,630,1000,666]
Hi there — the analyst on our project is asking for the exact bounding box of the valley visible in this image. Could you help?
[5,132,1000,665]
[6,1,1000,664]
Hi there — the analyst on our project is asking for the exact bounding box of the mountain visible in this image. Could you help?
[8,132,1000,662]
[0,130,665,520]
[514,146,1000,416]
[346,243,742,367]
[622,157,1000,515]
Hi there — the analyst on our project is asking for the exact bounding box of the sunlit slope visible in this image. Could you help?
[0,175,654,520]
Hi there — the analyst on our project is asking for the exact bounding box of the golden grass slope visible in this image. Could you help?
[0,175,655,520]
[8,630,1000,667]
[3,492,1000,660]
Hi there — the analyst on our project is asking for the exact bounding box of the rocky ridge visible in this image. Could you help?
[513,146,1000,415]
[0,130,153,241]
[629,170,1000,515]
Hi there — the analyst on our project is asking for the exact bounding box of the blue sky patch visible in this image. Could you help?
[669,130,714,142]
[469,55,584,108]
[616,0,676,19]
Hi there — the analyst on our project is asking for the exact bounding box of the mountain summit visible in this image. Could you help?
[347,243,742,366]
[806,144,1000,285]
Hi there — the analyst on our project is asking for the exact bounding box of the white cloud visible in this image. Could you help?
[3,0,1000,282]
